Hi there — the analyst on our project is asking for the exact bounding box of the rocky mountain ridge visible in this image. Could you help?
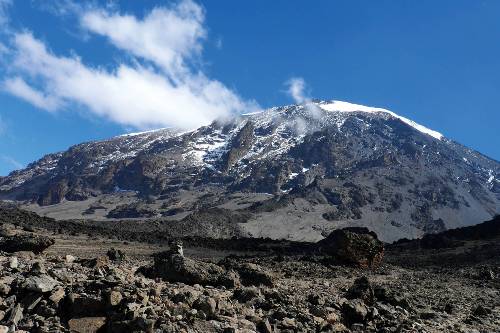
[1,100,499,242]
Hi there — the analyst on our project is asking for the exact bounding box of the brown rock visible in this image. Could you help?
[84,256,111,269]
[68,317,106,333]
[49,287,66,305]
[105,290,123,307]
[193,296,217,318]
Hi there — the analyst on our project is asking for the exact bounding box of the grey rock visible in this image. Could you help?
[24,275,59,293]
[342,299,369,324]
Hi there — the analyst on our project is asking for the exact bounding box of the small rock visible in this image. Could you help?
[22,293,43,311]
[0,283,11,296]
[8,303,23,325]
[85,256,111,269]
[193,296,217,318]
[30,261,46,275]
[49,287,66,305]
[68,317,107,333]
[281,317,296,329]
[233,287,261,303]
[0,325,8,333]
[420,311,437,320]
[326,312,341,324]
[106,290,123,307]
[444,303,454,314]
[9,257,18,269]
[65,255,76,263]
[472,305,492,317]
[346,276,374,305]
[107,248,126,262]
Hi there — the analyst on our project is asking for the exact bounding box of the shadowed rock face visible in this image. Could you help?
[0,102,498,241]
[0,234,55,254]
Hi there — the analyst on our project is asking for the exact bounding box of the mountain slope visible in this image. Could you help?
[1,100,498,242]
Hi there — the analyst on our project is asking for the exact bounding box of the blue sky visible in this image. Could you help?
[0,0,499,176]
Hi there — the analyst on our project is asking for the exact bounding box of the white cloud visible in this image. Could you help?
[2,0,258,130]
[81,0,205,76]
[3,76,61,111]
[285,77,322,121]
[286,77,307,104]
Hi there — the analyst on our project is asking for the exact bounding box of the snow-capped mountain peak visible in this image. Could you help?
[317,100,444,140]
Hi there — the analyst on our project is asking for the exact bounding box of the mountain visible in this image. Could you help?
[1,100,499,242]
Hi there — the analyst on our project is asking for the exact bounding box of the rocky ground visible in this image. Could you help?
[0,209,499,332]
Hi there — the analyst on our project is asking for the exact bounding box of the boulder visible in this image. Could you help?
[153,252,238,288]
[24,275,59,293]
[341,299,369,324]
[0,234,55,254]
[317,228,384,268]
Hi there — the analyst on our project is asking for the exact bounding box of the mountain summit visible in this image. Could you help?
[1,101,498,242]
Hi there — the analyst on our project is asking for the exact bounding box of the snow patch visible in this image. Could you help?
[118,127,169,137]
[318,101,443,140]
[487,170,495,184]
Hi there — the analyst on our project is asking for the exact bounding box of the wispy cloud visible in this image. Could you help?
[1,155,23,170]
[1,0,258,130]
[3,76,61,111]
[285,76,322,125]
[0,0,11,27]
[286,77,307,104]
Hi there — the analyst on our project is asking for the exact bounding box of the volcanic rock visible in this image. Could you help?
[0,234,55,254]
[317,227,384,268]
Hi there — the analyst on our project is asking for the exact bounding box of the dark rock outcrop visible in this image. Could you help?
[317,227,384,268]
[0,234,55,254]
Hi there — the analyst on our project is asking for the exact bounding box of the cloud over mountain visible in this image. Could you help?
[1,0,258,130]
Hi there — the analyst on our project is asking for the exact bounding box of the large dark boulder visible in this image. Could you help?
[153,251,240,288]
[0,234,55,254]
[317,227,384,268]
